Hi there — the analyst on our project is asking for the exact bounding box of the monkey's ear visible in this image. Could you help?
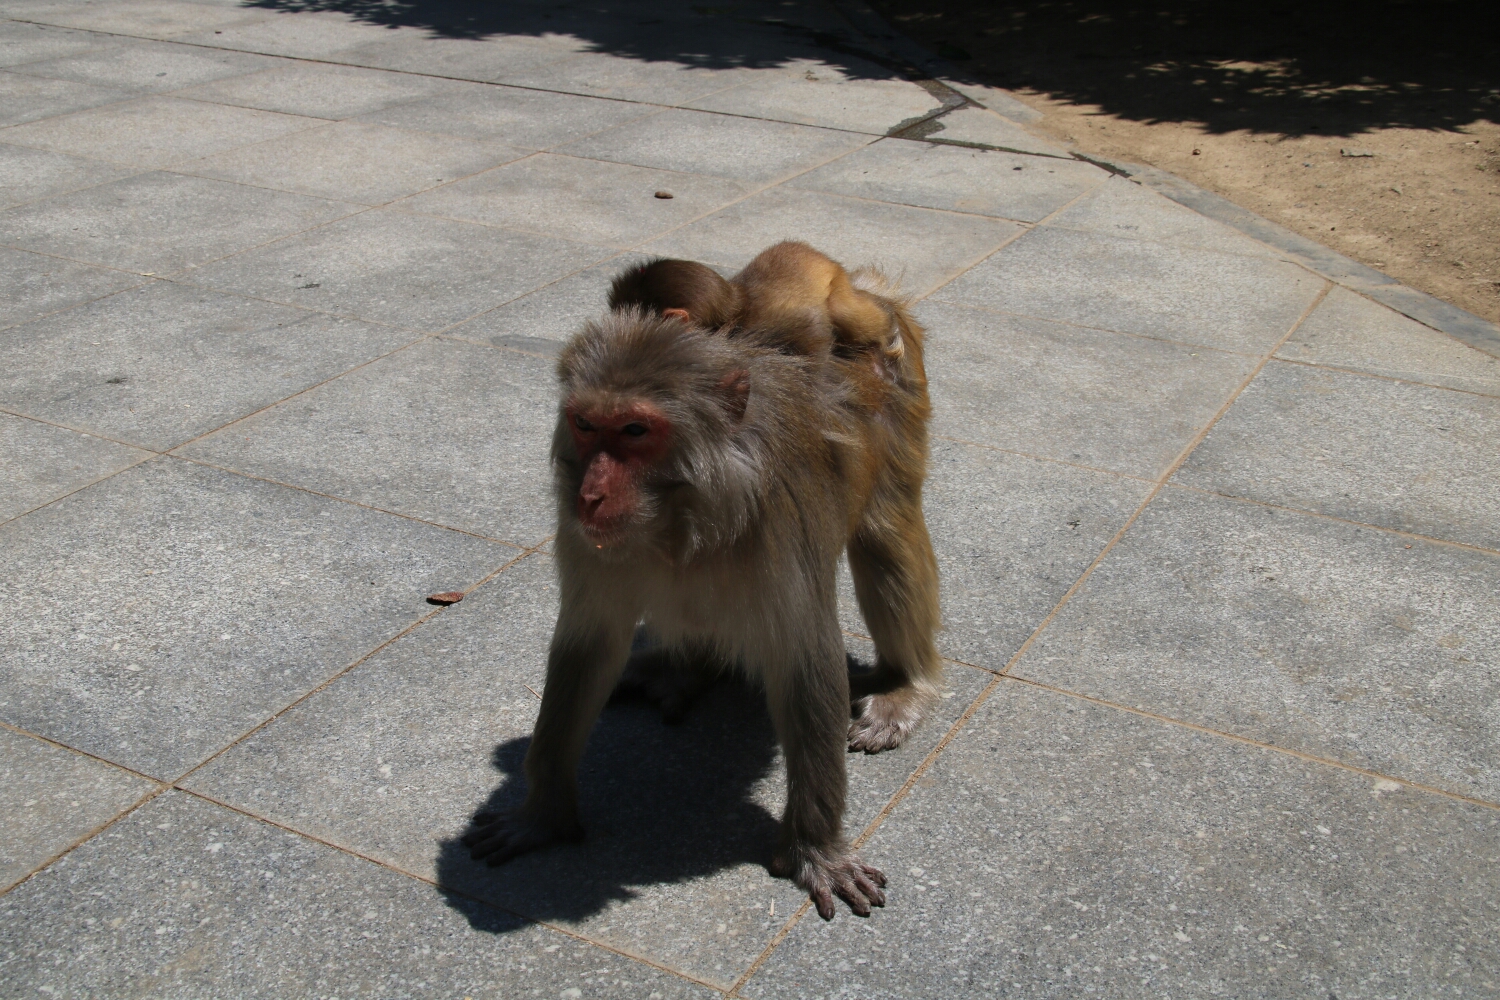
[662,307,691,322]
[718,369,749,421]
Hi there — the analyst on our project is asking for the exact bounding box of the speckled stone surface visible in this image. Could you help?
[4,0,1497,994]
[0,790,718,999]
[742,681,1500,1000]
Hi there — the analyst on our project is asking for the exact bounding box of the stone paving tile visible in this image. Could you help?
[742,681,1500,999]
[914,439,1154,671]
[1175,362,1500,551]
[686,66,945,135]
[170,10,414,59]
[401,153,753,248]
[169,61,465,120]
[185,554,992,989]
[932,226,1325,353]
[445,251,646,349]
[356,81,658,148]
[180,337,557,545]
[0,728,156,891]
[2,170,357,274]
[643,187,1019,295]
[494,48,754,106]
[0,246,146,329]
[0,459,510,778]
[918,299,1257,478]
[1277,284,1500,397]
[916,105,1067,156]
[0,69,131,126]
[1,94,324,169]
[1015,487,1500,803]
[0,19,113,67]
[179,120,529,205]
[791,137,1105,223]
[14,0,273,39]
[0,142,137,208]
[10,37,283,94]
[329,29,583,82]
[0,790,716,999]
[0,412,151,522]
[185,207,611,330]
[0,281,417,451]
[557,106,871,182]
[1048,174,1284,259]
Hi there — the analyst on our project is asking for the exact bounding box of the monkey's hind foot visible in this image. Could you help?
[462,810,582,867]
[848,683,938,754]
[771,844,887,920]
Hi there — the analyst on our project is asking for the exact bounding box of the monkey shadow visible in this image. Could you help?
[433,675,783,931]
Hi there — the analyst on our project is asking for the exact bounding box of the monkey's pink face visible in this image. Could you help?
[565,399,673,545]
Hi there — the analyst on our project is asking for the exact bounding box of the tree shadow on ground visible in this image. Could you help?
[434,673,783,930]
[870,0,1499,138]
[237,0,912,79]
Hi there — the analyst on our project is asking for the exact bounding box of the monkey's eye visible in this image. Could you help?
[621,422,649,437]
[574,415,594,432]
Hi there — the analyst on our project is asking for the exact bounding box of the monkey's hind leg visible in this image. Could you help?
[846,504,943,754]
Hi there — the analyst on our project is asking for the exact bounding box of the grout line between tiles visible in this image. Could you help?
[1004,675,1500,812]
[1266,355,1500,400]
[1165,482,1500,558]
[930,433,1157,483]
[167,543,548,790]
[170,784,731,995]
[0,785,171,898]
[165,454,529,550]
[727,276,1336,994]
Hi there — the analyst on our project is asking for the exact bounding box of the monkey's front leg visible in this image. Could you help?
[464,609,634,867]
[765,636,888,919]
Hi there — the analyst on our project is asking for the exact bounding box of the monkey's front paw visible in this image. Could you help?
[462,811,582,867]
[772,846,887,920]
[848,691,929,753]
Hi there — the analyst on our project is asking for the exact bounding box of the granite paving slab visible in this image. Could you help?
[742,681,1500,999]
[169,61,466,120]
[0,458,511,778]
[17,0,273,39]
[0,142,136,208]
[686,66,945,135]
[0,790,716,999]
[185,553,992,989]
[642,186,1020,295]
[169,10,415,60]
[492,48,754,106]
[183,207,611,330]
[179,120,529,205]
[1175,361,1500,550]
[1014,487,1500,803]
[9,37,283,94]
[915,105,1068,156]
[556,106,872,183]
[0,728,155,892]
[1048,174,1285,259]
[0,69,131,126]
[1,94,324,169]
[932,225,1325,353]
[400,153,754,248]
[0,19,112,67]
[355,81,658,148]
[0,246,146,329]
[0,412,151,522]
[444,252,647,350]
[0,281,417,451]
[179,337,558,545]
[1,170,358,274]
[328,29,585,83]
[915,438,1154,671]
[1277,284,1500,396]
[791,138,1105,223]
[919,299,1258,478]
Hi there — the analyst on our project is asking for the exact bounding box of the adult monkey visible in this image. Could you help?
[465,273,940,919]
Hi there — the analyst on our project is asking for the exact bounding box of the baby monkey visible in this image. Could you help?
[608,242,905,366]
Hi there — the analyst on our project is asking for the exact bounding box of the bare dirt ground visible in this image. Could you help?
[869,0,1500,324]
